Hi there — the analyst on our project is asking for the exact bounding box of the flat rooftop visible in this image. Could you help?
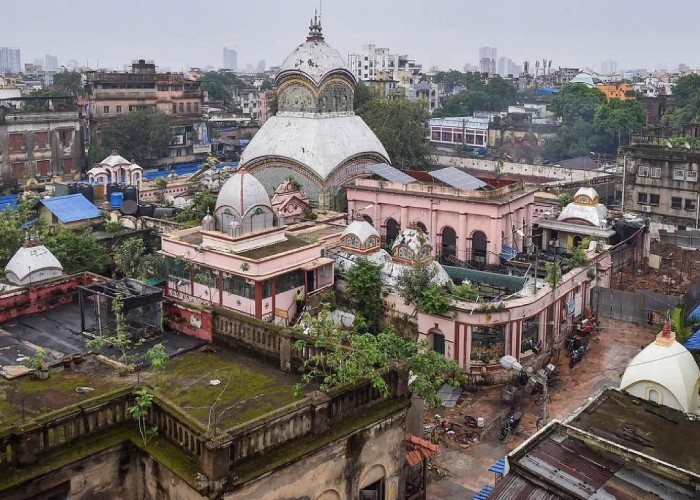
[567,388,700,475]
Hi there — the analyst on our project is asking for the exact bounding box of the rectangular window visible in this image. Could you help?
[687,171,698,182]
[649,194,660,206]
[116,105,123,114]
[685,199,696,211]
[521,315,539,354]
[194,102,199,112]
[471,325,505,364]
[34,131,49,149]
[36,160,51,176]
[650,167,661,178]
[9,133,24,151]
[637,192,648,204]
[58,129,73,147]
[10,162,25,180]
[637,166,649,177]
[276,270,304,294]
[172,103,177,114]
[672,197,682,209]
[262,280,272,299]
[62,157,74,173]
[178,102,184,113]
[223,275,253,298]
[186,102,192,113]
[194,268,218,288]
[673,169,685,181]
[103,105,110,114]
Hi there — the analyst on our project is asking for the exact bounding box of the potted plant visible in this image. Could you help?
[22,348,50,379]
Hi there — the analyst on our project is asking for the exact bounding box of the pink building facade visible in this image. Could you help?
[346,178,535,266]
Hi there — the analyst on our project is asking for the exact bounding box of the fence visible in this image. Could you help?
[590,286,680,324]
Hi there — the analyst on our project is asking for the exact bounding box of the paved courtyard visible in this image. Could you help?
[426,317,658,499]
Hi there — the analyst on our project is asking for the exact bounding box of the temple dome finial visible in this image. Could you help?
[308,9,323,39]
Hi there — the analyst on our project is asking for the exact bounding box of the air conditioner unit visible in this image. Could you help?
[642,205,652,213]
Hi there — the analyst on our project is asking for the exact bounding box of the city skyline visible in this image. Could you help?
[1,0,698,73]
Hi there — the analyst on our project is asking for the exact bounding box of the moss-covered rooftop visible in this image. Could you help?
[147,349,309,430]
[236,235,309,260]
[0,358,128,430]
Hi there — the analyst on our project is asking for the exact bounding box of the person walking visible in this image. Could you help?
[295,289,304,315]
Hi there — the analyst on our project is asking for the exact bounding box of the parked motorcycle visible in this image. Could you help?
[569,345,589,368]
[498,410,524,441]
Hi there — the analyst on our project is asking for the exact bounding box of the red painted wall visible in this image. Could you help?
[164,301,213,342]
[0,274,99,324]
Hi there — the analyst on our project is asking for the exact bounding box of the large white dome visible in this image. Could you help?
[214,169,274,234]
[279,39,351,85]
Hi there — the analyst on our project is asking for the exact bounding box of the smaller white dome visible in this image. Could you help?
[215,168,272,216]
[570,73,595,87]
[342,220,379,244]
[392,228,432,253]
[5,244,63,285]
[99,151,131,167]
[620,327,700,414]
[278,38,351,85]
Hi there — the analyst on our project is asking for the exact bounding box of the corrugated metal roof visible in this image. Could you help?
[40,194,102,223]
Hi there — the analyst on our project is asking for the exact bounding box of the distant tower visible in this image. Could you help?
[223,47,237,71]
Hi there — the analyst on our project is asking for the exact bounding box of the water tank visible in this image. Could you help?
[106,183,121,197]
[123,186,138,202]
[153,207,176,219]
[120,199,138,215]
[77,184,94,203]
[110,192,124,209]
[67,183,78,195]
[137,204,155,217]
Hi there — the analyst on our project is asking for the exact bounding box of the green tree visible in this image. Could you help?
[593,98,646,152]
[0,206,31,268]
[357,95,430,168]
[42,228,108,275]
[113,237,163,280]
[397,264,435,309]
[127,389,159,447]
[200,71,243,108]
[452,281,480,301]
[419,284,451,316]
[174,189,216,226]
[52,71,84,96]
[545,261,562,288]
[346,258,384,332]
[293,304,466,406]
[485,76,517,111]
[353,82,376,112]
[432,89,490,118]
[670,74,700,110]
[101,110,173,160]
[551,84,607,125]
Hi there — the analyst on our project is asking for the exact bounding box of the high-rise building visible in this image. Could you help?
[223,47,237,71]
[0,47,21,74]
[600,59,618,75]
[348,44,421,81]
[256,59,266,73]
[479,47,497,74]
[44,54,58,71]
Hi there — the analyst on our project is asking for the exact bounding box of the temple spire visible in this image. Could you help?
[308,9,323,40]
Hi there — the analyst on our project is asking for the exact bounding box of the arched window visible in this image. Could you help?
[471,230,487,266]
[648,388,660,404]
[362,214,373,225]
[385,218,400,247]
[573,235,583,248]
[441,226,457,264]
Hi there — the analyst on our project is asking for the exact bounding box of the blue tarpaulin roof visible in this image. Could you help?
[472,485,493,499]
[684,329,700,350]
[488,458,506,474]
[39,194,101,223]
[0,194,19,211]
[143,161,239,180]
[687,304,700,322]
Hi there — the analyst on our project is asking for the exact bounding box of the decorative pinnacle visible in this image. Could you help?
[308,9,323,39]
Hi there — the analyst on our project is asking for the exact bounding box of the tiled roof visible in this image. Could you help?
[405,433,439,467]
[40,194,102,223]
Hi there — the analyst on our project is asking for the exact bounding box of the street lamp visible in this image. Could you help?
[500,355,548,428]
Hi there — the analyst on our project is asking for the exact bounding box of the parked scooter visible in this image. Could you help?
[498,410,524,441]
[569,345,589,368]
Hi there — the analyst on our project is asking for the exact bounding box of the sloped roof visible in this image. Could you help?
[99,152,131,167]
[5,244,62,283]
[240,114,390,181]
[558,202,607,227]
[39,194,102,223]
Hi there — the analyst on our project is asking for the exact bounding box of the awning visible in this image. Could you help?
[684,329,700,350]
[472,485,494,499]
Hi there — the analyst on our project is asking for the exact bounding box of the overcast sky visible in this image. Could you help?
[3,0,697,73]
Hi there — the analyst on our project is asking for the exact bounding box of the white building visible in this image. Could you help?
[0,47,21,75]
[348,44,421,82]
[479,47,497,74]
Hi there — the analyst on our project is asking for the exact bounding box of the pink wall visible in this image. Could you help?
[347,181,534,264]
